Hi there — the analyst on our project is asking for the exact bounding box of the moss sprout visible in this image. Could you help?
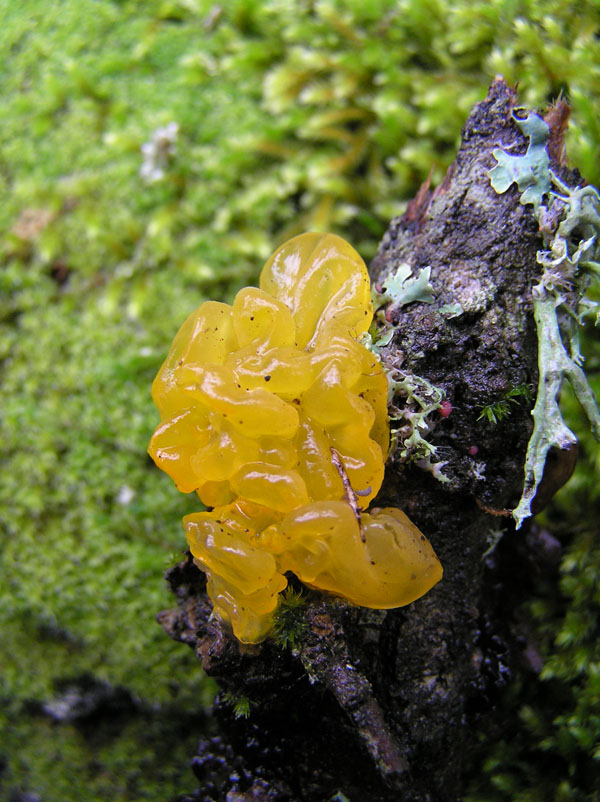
[477,384,534,425]
[222,691,254,720]
[272,587,309,651]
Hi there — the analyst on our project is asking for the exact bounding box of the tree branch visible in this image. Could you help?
[160,77,583,802]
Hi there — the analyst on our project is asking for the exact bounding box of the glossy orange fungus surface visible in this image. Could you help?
[149,233,442,643]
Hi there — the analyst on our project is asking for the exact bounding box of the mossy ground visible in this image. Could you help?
[0,1,599,799]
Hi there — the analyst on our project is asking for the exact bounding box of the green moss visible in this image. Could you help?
[0,706,210,802]
[222,691,255,720]
[273,587,309,650]
[478,384,535,425]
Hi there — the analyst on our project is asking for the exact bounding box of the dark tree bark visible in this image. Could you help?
[160,78,579,802]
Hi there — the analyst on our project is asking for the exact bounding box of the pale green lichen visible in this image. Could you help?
[358,328,394,351]
[489,115,600,528]
[439,302,464,319]
[363,258,448,481]
[357,330,447,481]
[387,366,449,482]
[514,290,600,528]
[489,112,551,210]
[373,262,435,318]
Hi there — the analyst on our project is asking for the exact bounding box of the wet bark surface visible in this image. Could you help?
[161,79,579,802]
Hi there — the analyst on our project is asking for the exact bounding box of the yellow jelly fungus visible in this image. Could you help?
[149,233,442,643]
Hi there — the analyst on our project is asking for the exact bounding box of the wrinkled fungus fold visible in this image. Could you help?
[149,232,442,643]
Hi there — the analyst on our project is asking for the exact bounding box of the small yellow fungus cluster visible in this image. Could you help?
[149,233,442,643]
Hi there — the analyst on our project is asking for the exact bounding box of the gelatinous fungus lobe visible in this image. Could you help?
[149,233,442,643]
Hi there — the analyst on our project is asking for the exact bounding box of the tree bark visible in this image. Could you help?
[160,78,579,802]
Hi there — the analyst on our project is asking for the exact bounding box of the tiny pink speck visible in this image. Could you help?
[439,400,452,418]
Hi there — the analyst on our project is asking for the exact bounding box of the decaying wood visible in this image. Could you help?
[160,78,580,802]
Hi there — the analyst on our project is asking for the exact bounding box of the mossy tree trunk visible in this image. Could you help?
[160,78,579,802]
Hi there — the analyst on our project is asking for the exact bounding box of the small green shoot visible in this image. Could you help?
[477,384,534,425]
[222,691,254,720]
[272,587,308,650]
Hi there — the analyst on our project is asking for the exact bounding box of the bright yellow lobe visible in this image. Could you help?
[149,232,442,643]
